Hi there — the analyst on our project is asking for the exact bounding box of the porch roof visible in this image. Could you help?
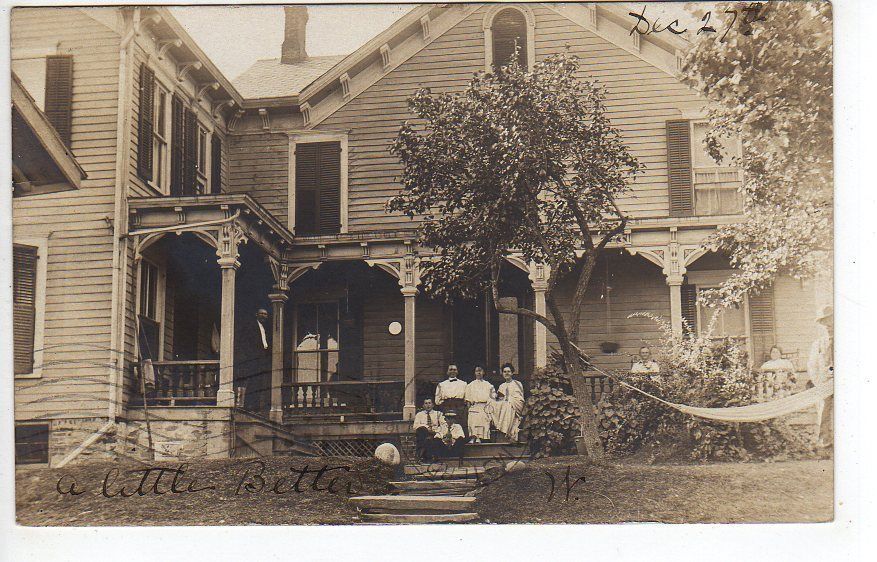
[128,193,295,260]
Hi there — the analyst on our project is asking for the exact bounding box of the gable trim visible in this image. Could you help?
[302,4,478,130]
[545,3,683,79]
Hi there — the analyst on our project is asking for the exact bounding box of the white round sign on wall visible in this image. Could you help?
[388,321,402,335]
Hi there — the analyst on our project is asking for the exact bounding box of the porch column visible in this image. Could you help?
[217,256,239,407]
[216,223,246,407]
[268,290,288,423]
[529,263,550,370]
[667,274,684,337]
[402,287,417,420]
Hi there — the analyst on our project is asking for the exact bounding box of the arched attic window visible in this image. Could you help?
[484,6,535,72]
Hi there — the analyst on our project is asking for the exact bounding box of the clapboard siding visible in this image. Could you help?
[361,291,449,381]
[773,277,820,372]
[227,133,290,223]
[547,254,671,373]
[12,8,121,421]
[312,4,703,233]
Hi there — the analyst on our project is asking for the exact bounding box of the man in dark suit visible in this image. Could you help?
[236,308,272,411]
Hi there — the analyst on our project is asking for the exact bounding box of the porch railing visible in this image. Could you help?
[283,380,404,419]
[132,360,220,406]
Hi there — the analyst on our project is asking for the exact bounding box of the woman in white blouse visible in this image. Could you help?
[759,345,797,398]
[491,362,525,441]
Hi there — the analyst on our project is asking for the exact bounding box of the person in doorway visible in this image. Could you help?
[412,398,446,462]
[464,365,495,443]
[435,364,468,434]
[630,346,661,375]
[492,362,525,442]
[807,305,834,448]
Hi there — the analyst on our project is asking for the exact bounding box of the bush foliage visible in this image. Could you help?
[521,366,581,457]
[596,313,812,461]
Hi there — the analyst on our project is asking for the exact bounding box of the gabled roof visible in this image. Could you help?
[11,73,87,197]
[292,3,689,130]
[233,55,346,100]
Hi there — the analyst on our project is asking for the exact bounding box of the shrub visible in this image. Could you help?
[596,313,813,461]
[521,366,581,457]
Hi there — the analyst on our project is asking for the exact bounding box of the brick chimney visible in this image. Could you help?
[281,6,309,64]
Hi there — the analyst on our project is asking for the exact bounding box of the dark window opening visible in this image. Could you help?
[16,424,49,464]
[492,9,528,70]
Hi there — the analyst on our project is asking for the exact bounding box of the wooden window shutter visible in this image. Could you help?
[211,134,222,194]
[317,142,342,235]
[137,64,155,182]
[170,94,185,195]
[13,244,38,375]
[44,55,74,146]
[295,141,341,235]
[681,283,698,335]
[492,9,528,70]
[183,108,198,195]
[666,120,694,217]
[748,285,776,364]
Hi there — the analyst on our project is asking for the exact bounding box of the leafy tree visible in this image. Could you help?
[681,1,833,304]
[389,54,641,459]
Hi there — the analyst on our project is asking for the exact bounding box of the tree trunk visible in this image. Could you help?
[559,338,604,460]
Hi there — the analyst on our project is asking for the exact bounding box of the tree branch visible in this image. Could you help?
[489,257,561,336]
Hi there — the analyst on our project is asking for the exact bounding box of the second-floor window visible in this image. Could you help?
[138,63,214,196]
[691,122,743,216]
[295,141,342,236]
[667,119,742,218]
[196,125,209,194]
[152,85,170,192]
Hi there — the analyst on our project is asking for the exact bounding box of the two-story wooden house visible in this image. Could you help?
[12,4,826,466]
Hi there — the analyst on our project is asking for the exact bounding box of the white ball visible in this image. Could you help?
[374,442,401,466]
[505,460,527,473]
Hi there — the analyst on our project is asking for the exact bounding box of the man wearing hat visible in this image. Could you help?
[437,410,468,460]
[807,304,833,447]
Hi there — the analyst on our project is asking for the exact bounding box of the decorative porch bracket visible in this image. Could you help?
[366,245,420,420]
[266,259,322,422]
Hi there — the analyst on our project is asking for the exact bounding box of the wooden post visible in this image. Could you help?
[667,274,684,337]
[217,257,239,407]
[216,223,246,408]
[402,287,417,420]
[268,290,288,423]
[529,263,550,370]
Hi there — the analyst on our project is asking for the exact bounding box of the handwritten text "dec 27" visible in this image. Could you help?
[629,2,770,43]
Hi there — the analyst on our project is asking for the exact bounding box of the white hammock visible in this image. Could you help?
[573,344,833,423]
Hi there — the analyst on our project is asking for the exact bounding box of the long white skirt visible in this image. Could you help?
[491,398,523,441]
[467,402,492,440]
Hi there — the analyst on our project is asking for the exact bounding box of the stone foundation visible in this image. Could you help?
[47,417,117,467]
[119,407,233,462]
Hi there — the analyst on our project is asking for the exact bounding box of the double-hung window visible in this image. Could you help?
[152,84,170,192]
[691,122,743,216]
[196,124,209,194]
[137,260,161,361]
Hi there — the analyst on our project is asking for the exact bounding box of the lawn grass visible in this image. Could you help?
[16,455,396,526]
[476,457,833,524]
[16,455,832,525]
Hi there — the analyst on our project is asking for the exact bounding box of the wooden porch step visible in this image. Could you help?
[359,512,479,524]
[406,465,484,479]
[463,442,529,459]
[390,480,476,491]
[350,495,476,512]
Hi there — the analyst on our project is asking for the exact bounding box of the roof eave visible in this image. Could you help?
[11,74,87,189]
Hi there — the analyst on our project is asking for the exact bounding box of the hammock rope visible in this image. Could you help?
[570,343,832,423]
